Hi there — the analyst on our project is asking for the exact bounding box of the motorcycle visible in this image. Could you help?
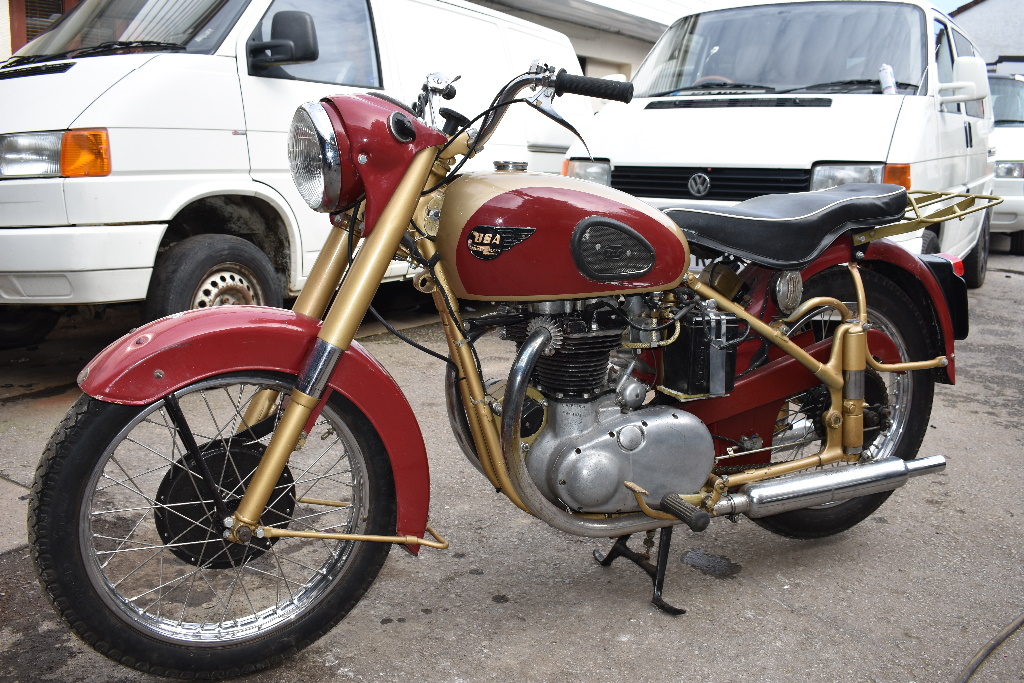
[28,63,998,677]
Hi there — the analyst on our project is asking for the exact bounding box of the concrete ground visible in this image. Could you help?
[1,245,1022,682]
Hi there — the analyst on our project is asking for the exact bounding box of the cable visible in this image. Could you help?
[421,97,533,196]
[366,304,455,368]
[956,609,1024,683]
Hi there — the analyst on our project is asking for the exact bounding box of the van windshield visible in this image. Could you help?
[633,1,926,97]
[10,0,245,64]
[992,77,1024,126]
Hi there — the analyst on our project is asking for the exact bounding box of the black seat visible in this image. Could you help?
[663,183,907,269]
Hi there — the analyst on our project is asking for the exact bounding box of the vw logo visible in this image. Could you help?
[688,172,711,197]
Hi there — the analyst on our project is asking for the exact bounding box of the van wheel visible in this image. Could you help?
[1010,230,1024,256]
[0,307,60,350]
[962,210,990,289]
[144,234,283,321]
[921,229,940,254]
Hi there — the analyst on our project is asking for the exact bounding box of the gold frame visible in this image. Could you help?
[220,137,983,542]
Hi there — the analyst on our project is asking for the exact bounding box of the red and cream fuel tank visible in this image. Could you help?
[433,167,690,301]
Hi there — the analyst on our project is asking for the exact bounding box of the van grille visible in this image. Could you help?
[610,166,811,202]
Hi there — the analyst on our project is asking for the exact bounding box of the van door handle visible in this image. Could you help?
[964,121,973,148]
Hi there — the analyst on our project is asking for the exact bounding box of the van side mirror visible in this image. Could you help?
[249,11,318,69]
[939,55,990,105]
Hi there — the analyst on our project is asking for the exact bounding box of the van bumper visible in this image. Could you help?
[991,179,1024,234]
[0,224,165,304]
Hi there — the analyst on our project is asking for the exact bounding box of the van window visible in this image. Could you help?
[991,77,1024,126]
[631,1,926,97]
[933,21,958,113]
[255,0,381,88]
[15,0,244,57]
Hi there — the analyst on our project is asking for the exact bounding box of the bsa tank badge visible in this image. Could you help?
[467,225,535,260]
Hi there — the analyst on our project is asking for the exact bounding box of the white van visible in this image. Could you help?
[566,0,994,285]
[0,0,588,346]
[989,73,1024,255]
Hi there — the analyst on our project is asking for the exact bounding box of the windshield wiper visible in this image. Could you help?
[996,119,1024,125]
[777,79,918,94]
[648,82,775,97]
[2,40,185,69]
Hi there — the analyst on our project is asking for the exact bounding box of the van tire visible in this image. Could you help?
[1010,230,1024,256]
[921,229,940,255]
[144,234,283,322]
[0,307,60,349]
[962,210,990,289]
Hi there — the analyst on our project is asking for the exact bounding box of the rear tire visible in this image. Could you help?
[30,373,396,678]
[752,268,935,539]
[962,210,990,288]
[144,234,282,322]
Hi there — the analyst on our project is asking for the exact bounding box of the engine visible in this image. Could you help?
[490,295,718,515]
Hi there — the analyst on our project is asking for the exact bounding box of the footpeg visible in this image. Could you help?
[661,494,710,532]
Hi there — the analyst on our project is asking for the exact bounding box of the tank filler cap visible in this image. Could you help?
[493,160,528,172]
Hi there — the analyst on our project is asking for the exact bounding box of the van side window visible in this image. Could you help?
[934,20,958,113]
[952,29,985,119]
[255,0,381,88]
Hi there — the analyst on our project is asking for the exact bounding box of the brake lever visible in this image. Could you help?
[522,72,592,158]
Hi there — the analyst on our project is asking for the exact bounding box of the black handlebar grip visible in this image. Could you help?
[661,493,711,532]
[553,69,633,103]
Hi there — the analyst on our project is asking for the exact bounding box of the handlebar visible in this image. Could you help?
[554,70,633,103]
[471,64,633,156]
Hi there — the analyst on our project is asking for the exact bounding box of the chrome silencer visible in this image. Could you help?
[714,455,946,519]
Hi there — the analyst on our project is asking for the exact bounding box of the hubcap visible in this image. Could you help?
[190,263,265,308]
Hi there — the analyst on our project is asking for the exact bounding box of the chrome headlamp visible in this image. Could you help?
[288,102,342,212]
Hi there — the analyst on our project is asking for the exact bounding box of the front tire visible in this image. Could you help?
[30,373,396,678]
[752,268,935,539]
[144,234,283,322]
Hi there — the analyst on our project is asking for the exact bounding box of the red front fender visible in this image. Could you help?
[79,306,430,545]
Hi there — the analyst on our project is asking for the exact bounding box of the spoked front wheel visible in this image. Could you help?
[752,268,935,539]
[29,372,396,678]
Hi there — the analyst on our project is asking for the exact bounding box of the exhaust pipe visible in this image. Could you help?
[714,455,946,519]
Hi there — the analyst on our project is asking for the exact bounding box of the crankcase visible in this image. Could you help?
[528,400,715,514]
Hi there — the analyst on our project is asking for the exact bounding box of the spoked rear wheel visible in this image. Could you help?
[30,372,396,678]
[751,268,935,539]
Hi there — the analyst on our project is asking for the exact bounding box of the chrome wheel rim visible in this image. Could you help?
[80,374,370,645]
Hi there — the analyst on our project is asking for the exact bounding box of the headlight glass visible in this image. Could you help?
[288,103,341,211]
[810,164,884,191]
[995,161,1024,178]
[0,132,62,177]
[566,158,612,185]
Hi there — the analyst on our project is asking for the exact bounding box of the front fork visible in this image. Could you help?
[222,147,441,545]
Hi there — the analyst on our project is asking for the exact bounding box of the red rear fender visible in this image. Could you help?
[78,306,430,545]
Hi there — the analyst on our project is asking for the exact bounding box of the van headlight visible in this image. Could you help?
[0,130,111,179]
[566,158,612,185]
[995,161,1024,178]
[810,164,883,191]
[288,102,343,212]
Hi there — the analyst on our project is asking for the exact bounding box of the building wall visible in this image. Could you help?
[467,0,657,78]
[953,0,1024,65]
